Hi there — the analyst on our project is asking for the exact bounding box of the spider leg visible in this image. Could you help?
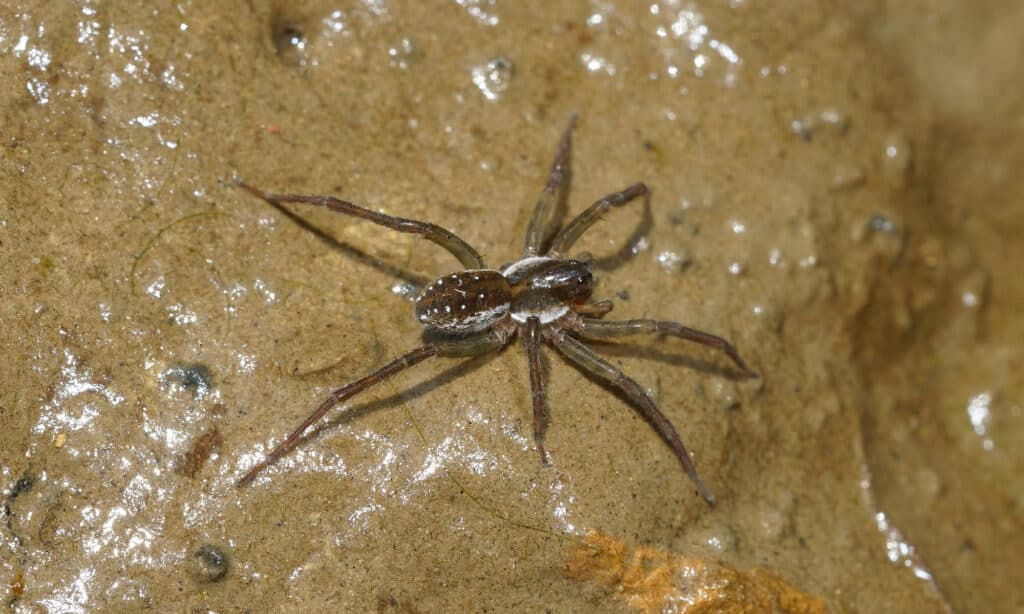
[236,179,485,270]
[237,329,509,486]
[548,183,648,257]
[547,332,715,506]
[572,317,756,376]
[524,113,577,256]
[524,318,551,465]
[575,300,614,318]
[236,345,438,486]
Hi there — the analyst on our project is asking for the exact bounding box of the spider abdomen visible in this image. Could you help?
[415,269,512,333]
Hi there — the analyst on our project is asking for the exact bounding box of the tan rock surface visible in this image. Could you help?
[2,1,1021,611]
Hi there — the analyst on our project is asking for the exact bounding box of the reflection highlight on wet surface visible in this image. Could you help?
[2,0,1021,611]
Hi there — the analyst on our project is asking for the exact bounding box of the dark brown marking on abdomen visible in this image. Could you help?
[414,269,512,333]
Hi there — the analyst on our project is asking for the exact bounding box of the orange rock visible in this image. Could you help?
[566,532,825,614]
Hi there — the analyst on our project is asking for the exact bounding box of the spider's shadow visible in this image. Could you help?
[259,196,432,290]
[287,348,507,453]
[582,340,751,382]
[267,336,747,466]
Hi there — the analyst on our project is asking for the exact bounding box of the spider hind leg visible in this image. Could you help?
[548,332,716,506]
[524,318,551,465]
[236,329,510,487]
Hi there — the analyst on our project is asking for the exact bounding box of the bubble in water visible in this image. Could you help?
[391,281,418,300]
[657,250,691,273]
[471,56,513,101]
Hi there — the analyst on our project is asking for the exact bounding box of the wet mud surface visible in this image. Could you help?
[2,1,1022,612]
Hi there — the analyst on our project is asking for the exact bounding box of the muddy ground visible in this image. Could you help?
[2,1,1022,612]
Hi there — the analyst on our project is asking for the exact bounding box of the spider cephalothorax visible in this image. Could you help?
[236,115,755,505]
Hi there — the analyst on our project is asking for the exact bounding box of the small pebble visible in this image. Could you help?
[188,544,229,583]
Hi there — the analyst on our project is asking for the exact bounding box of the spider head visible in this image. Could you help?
[555,259,594,304]
[523,258,594,304]
[505,256,595,324]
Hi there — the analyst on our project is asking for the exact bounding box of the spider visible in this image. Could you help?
[235,115,755,505]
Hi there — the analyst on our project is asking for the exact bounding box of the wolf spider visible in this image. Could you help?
[235,115,754,505]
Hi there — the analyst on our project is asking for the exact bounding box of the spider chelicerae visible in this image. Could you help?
[235,115,755,505]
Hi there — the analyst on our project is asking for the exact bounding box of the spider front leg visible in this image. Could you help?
[547,182,648,257]
[524,318,551,465]
[524,113,577,256]
[235,179,485,270]
[236,328,509,486]
[573,317,756,376]
[547,331,716,506]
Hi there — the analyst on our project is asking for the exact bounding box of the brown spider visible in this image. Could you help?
[235,115,755,505]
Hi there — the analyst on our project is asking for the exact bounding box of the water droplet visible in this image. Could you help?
[471,56,513,101]
[387,37,417,70]
[391,282,418,299]
[966,391,995,451]
[580,52,617,76]
[272,22,307,69]
[882,134,913,187]
[656,250,690,273]
[958,270,987,310]
[705,378,739,411]
[688,524,735,555]
[455,0,500,26]
[869,215,896,233]
[161,363,213,398]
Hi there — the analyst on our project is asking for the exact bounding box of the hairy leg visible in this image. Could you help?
[575,300,614,318]
[573,317,755,376]
[523,318,551,465]
[548,183,648,257]
[548,331,715,506]
[236,179,485,269]
[524,114,577,256]
[237,329,509,486]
